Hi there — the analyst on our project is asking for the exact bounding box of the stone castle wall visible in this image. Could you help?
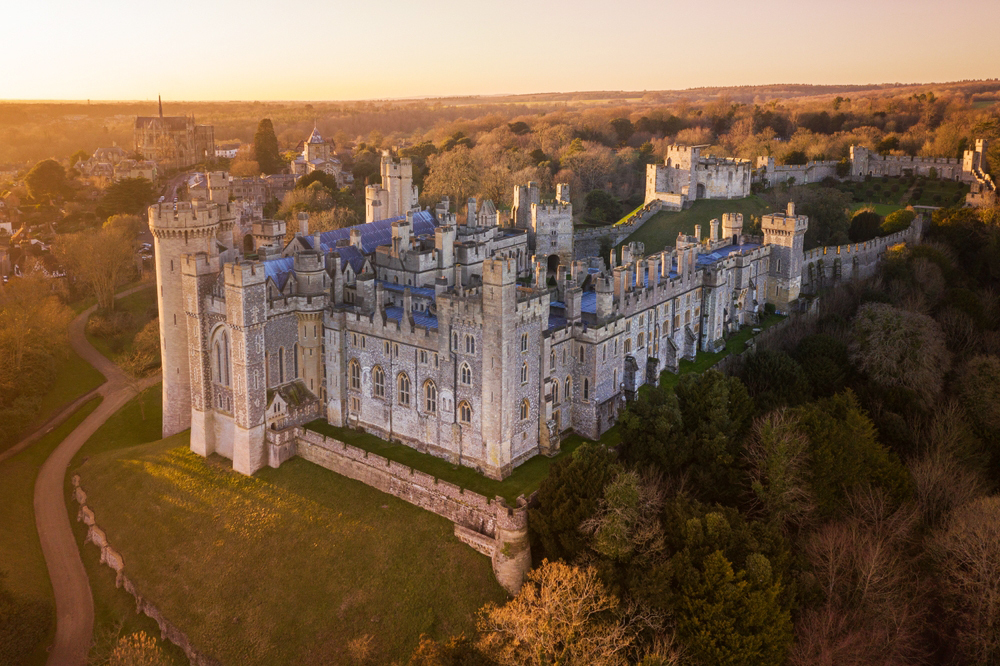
[289,427,532,594]
[573,200,663,259]
[800,219,920,293]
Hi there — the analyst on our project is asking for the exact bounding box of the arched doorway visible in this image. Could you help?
[547,254,560,276]
[696,183,706,199]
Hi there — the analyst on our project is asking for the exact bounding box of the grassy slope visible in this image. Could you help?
[72,389,505,666]
[0,396,102,666]
[303,420,585,504]
[622,196,772,254]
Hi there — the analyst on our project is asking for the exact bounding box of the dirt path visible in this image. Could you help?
[27,284,160,666]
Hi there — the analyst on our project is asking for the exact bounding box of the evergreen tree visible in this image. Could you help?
[253,118,282,174]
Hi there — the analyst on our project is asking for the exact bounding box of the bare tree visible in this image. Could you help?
[931,496,1000,665]
[55,226,135,312]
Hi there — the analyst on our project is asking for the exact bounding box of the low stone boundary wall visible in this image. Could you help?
[289,428,532,594]
[574,200,663,259]
[72,475,220,666]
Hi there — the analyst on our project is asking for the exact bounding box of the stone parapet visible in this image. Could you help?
[293,427,533,594]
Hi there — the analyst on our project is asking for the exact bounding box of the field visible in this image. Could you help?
[72,391,505,666]
[303,420,586,504]
[622,196,773,254]
[0,396,102,665]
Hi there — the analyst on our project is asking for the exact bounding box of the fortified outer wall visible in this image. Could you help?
[755,157,839,187]
[288,427,532,594]
[800,216,923,293]
[573,200,663,259]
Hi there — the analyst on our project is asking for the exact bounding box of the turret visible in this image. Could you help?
[149,201,222,438]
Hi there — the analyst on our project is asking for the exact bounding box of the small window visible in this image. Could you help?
[384,341,391,355]
[520,399,529,420]
[521,362,528,384]
[579,346,584,362]
[565,376,571,401]
[424,381,437,414]
[461,362,472,385]
[452,332,459,351]
[420,350,428,364]
[459,401,472,424]
[552,381,559,405]
[373,366,385,398]
[394,343,399,357]
[465,335,475,355]
[638,332,645,348]
[583,378,590,402]
[549,350,555,371]
[624,338,632,354]
[521,333,528,352]
[349,359,360,390]
[397,373,411,406]
[349,395,360,412]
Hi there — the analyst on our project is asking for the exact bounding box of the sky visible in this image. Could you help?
[4,0,998,101]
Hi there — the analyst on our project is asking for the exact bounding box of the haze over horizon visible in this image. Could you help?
[5,0,999,102]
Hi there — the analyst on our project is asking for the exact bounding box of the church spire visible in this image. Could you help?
[158,95,163,119]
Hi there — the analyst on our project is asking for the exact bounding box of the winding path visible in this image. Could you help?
[18,284,160,666]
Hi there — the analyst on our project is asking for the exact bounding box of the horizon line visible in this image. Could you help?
[1,78,997,105]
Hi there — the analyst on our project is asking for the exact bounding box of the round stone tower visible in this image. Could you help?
[149,201,221,438]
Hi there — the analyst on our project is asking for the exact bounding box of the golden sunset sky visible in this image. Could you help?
[5,0,998,100]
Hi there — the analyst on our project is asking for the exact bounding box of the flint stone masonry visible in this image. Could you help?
[72,477,221,666]
[292,427,532,594]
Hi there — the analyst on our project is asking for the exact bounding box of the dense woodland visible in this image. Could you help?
[402,204,1000,665]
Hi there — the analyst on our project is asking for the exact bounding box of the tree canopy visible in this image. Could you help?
[96,177,156,219]
[25,159,67,202]
[253,119,282,175]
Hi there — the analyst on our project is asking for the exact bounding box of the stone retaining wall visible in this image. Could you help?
[573,200,663,259]
[72,475,220,666]
[288,427,532,594]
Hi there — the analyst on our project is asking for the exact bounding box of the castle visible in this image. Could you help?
[364,152,420,223]
[134,98,215,171]
[290,127,351,187]
[645,144,753,209]
[152,148,916,481]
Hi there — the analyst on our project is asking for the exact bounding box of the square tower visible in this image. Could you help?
[762,202,808,312]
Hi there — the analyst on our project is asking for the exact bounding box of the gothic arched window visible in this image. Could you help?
[397,373,411,406]
[373,365,385,398]
[424,380,437,414]
[348,359,360,390]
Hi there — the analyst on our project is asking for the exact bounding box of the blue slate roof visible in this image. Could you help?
[378,280,436,300]
[266,211,438,290]
[384,305,439,330]
[264,256,295,289]
[696,243,761,266]
[580,291,597,314]
[307,210,437,255]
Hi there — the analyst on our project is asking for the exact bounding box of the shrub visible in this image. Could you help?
[881,209,915,235]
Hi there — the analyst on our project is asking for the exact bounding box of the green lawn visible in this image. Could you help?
[85,285,157,362]
[61,387,187,666]
[621,196,772,254]
[836,176,968,209]
[73,399,506,665]
[0,396,102,666]
[304,420,586,504]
